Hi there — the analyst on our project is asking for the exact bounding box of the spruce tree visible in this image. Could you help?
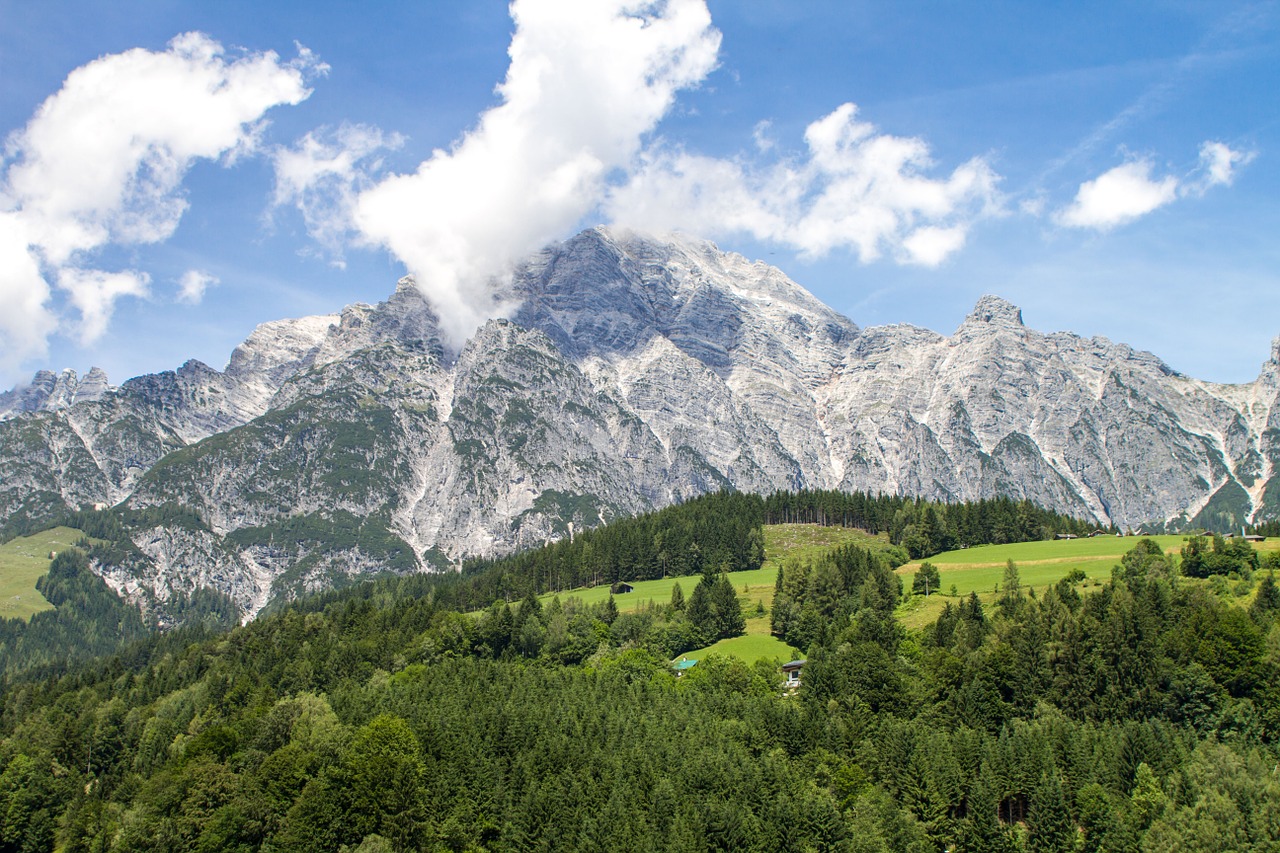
[954,775,1017,853]
[1250,571,1280,622]
[712,573,745,638]
[1027,772,1074,853]
[686,580,713,640]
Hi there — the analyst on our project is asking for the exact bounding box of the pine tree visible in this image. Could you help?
[954,775,1017,853]
[712,573,745,638]
[1250,571,1280,622]
[1026,771,1074,853]
[999,559,1023,617]
[686,581,712,640]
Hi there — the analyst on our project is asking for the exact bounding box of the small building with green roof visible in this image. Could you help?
[671,657,698,676]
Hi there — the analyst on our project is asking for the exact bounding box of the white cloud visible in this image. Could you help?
[1189,140,1254,193]
[1057,141,1252,231]
[58,268,150,344]
[0,212,56,377]
[271,123,404,265]
[901,225,969,267]
[752,120,775,153]
[0,32,320,376]
[177,269,219,305]
[1056,159,1178,230]
[607,102,1001,267]
[352,0,721,345]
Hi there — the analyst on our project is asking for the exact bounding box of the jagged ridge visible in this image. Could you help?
[2,226,1278,618]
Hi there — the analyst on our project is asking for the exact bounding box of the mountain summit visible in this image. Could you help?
[2,228,1277,618]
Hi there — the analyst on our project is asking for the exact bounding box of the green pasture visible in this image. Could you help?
[539,525,1279,650]
[917,534,1192,567]
[891,533,1265,629]
[548,523,889,667]
[0,527,87,621]
[541,566,779,614]
[763,523,893,569]
[682,616,802,666]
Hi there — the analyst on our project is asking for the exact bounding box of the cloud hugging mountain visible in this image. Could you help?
[2,228,1278,619]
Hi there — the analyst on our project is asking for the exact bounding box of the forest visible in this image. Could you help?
[0,492,1277,851]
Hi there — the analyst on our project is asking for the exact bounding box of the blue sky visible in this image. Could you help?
[0,1,1276,387]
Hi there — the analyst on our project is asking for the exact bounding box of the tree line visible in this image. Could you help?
[0,512,1275,850]
[763,490,1107,558]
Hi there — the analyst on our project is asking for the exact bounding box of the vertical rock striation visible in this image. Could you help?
[1,227,1277,618]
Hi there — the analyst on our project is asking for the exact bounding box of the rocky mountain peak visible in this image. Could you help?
[3,228,1280,621]
[0,365,114,419]
[962,294,1024,330]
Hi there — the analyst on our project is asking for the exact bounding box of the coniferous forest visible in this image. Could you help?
[0,492,1278,851]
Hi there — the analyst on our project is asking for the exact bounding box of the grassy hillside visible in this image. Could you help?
[895,533,1280,629]
[541,523,892,665]
[2,513,1277,851]
[0,526,87,620]
[682,628,802,665]
[761,523,895,569]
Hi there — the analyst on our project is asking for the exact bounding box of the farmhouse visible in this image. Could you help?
[782,659,806,689]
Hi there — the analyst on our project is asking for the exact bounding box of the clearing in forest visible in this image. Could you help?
[893,533,1280,629]
[0,527,88,621]
[545,524,886,664]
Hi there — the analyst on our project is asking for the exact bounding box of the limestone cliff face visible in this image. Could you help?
[0,367,114,418]
[1,227,1276,618]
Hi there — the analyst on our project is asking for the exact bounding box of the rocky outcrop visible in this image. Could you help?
[0,367,113,418]
[1,227,1277,618]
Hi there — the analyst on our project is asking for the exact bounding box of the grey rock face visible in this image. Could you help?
[1,227,1277,619]
[0,367,113,418]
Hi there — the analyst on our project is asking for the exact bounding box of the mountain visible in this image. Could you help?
[2,226,1278,618]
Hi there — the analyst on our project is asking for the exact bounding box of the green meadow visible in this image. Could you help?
[545,523,900,667]
[894,533,1279,629]
[762,523,893,569]
[917,534,1189,567]
[0,527,87,621]
[682,624,802,666]
[519,526,1279,656]
[538,566,778,614]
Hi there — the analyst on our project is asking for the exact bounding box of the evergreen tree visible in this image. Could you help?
[1026,772,1074,853]
[711,573,745,638]
[913,562,940,597]
[686,581,712,641]
[954,774,1017,853]
[1250,571,1279,622]
[999,559,1023,617]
